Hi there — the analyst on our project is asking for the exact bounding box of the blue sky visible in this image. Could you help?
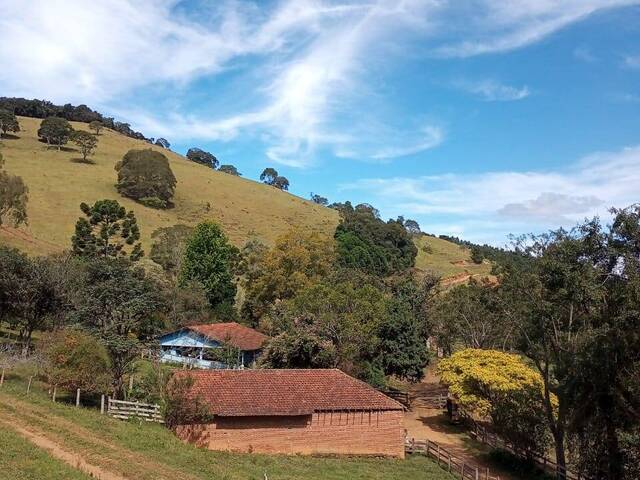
[2,1,639,245]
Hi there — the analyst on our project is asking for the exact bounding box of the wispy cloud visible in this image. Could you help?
[341,145,640,244]
[574,46,598,62]
[454,79,530,101]
[623,54,640,69]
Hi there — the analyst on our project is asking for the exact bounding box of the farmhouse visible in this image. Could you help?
[158,322,268,369]
[173,369,406,458]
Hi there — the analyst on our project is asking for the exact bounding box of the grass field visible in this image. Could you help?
[0,116,338,255]
[415,235,492,282]
[0,375,456,480]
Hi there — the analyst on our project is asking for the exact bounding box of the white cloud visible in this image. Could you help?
[341,145,640,243]
[623,54,640,69]
[454,79,530,101]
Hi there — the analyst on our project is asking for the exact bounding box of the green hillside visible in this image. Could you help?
[0,116,482,280]
[0,116,338,255]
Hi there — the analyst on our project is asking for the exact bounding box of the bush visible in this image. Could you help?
[39,329,112,395]
[115,149,177,209]
[164,375,214,429]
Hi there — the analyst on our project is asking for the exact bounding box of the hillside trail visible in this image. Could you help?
[403,366,518,480]
[0,391,200,480]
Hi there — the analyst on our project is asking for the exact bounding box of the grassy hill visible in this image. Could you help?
[0,374,455,480]
[0,116,338,255]
[0,116,484,280]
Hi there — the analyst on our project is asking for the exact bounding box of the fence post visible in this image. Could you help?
[52,385,57,402]
[26,375,33,394]
[486,467,489,480]
[76,388,80,407]
[448,453,452,472]
[461,463,465,479]
[0,367,5,387]
[437,444,441,464]
[475,467,479,480]
[101,395,105,414]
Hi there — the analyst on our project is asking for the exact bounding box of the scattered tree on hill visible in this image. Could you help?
[71,258,164,398]
[155,138,170,149]
[438,349,551,456]
[71,199,143,261]
[37,117,73,149]
[180,221,239,312]
[115,149,177,209]
[260,167,278,185]
[186,148,219,169]
[150,224,194,276]
[218,164,241,176]
[0,153,28,227]
[310,193,329,206]
[404,219,421,234]
[70,130,98,163]
[89,120,103,135]
[0,109,19,137]
[240,229,334,325]
[273,176,290,191]
[40,329,112,395]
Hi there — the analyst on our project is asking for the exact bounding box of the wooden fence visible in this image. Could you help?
[106,398,164,423]
[406,437,501,480]
[466,419,590,480]
[412,393,448,409]
[381,389,411,407]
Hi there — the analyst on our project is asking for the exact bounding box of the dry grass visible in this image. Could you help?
[0,117,338,255]
[415,235,492,280]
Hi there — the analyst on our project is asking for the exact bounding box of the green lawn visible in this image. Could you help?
[0,427,91,480]
[0,376,455,480]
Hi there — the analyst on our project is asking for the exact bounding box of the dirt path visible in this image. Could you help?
[0,392,200,480]
[401,366,518,480]
[0,417,126,480]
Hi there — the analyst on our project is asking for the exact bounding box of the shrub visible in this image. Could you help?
[0,109,20,136]
[164,375,214,429]
[115,149,177,209]
[39,329,112,395]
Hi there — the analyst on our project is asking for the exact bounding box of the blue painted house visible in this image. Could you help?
[158,322,268,369]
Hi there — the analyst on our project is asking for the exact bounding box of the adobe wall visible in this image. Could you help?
[176,410,405,458]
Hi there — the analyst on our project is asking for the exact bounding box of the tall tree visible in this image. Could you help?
[89,120,103,135]
[0,109,19,137]
[37,117,73,149]
[71,258,164,398]
[218,164,241,176]
[272,176,290,191]
[186,147,219,169]
[70,130,98,163]
[0,153,28,227]
[71,199,143,261]
[180,221,239,311]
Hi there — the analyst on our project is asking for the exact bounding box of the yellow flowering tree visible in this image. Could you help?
[438,348,552,455]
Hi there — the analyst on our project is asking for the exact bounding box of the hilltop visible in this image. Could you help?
[0,116,483,280]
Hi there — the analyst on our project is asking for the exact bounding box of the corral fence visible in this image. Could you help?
[106,398,164,423]
[411,393,448,409]
[466,418,591,480]
[381,389,411,408]
[406,437,501,480]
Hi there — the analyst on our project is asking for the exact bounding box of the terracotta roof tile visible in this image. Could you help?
[188,322,268,351]
[173,369,404,416]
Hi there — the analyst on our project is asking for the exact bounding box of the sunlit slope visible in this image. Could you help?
[0,116,339,255]
[414,235,492,283]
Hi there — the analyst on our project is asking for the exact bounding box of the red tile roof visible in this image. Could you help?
[187,323,268,351]
[173,369,404,416]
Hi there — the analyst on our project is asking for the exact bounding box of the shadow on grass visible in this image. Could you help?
[0,134,20,140]
[70,158,96,164]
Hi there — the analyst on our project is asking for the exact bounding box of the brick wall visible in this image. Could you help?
[176,409,405,458]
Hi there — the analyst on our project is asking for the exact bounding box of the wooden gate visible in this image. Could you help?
[107,398,164,423]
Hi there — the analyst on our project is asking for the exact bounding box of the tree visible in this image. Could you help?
[71,199,143,261]
[155,138,170,149]
[404,219,421,234]
[71,258,164,398]
[240,229,334,324]
[40,329,111,394]
[273,176,290,191]
[89,120,103,135]
[218,164,241,176]
[70,130,98,163]
[310,193,328,206]
[115,149,177,209]
[260,331,337,369]
[260,167,278,185]
[0,153,28,227]
[37,117,73,149]
[439,349,552,456]
[149,224,194,275]
[186,148,219,169]
[0,109,19,137]
[180,221,239,311]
